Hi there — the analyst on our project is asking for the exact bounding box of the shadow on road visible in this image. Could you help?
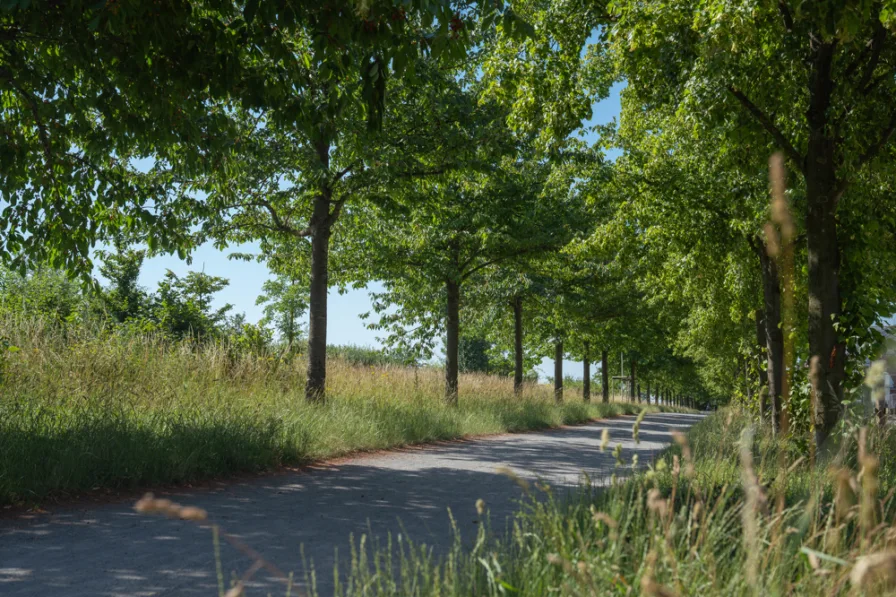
[0,412,704,596]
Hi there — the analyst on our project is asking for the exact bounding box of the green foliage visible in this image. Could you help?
[152,270,233,339]
[458,336,492,373]
[256,274,308,349]
[0,266,82,321]
[327,344,416,368]
[0,0,520,274]
[95,247,148,323]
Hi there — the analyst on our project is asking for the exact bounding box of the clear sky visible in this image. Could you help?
[137,82,625,381]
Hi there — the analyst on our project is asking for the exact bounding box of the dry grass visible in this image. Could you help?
[327,409,896,596]
[0,314,669,505]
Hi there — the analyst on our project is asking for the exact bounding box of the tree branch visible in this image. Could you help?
[856,21,886,92]
[0,66,55,180]
[393,167,448,179]
[332,164,355,184]
[728,86,804,171]
[857,110,896,168]
[327,197,347,225]
[778,1,794,32]
[833,111,896,205]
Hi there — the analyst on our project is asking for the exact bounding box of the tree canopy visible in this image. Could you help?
[4,0,896,449]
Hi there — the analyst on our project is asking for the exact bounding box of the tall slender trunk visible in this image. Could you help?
[583,341,591,402]
[513,296,523,395]
[305,193,332,402]
[755,312,769,420]
[445,277,460,405]
[629,357,637,402]
[755,239,784,432]
[744,358,752,403]
[755,314,768,389]
[637,383,641,403]
[805,40,845,450]
[554,340,563,403]
[601,349,609,403]
[646,380,651,405]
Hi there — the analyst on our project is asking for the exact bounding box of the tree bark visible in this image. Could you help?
[583,341,591,402]
[755,239,784,433]
[513,295,524,395]
[305,193,332,402]
[804,40,846,450]
[755,314,768,390]
[554,340,563,403]
[646,380,651,405]
[445,277,460,405]
[637,383,641,404]
[601,349,609,403]
[629,357,637,402]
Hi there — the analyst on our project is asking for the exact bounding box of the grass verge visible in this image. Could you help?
[0,315,677,506]
[331,408,896,596]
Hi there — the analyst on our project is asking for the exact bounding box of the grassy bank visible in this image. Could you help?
[0,316,671,506]
[335,409,896,596]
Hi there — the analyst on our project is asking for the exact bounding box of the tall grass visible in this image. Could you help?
[331,409,896,596]
[0,314,671,506]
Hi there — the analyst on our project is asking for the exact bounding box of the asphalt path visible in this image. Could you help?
[0,411,704,596]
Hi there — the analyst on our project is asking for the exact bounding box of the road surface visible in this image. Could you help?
[0,411,704,596]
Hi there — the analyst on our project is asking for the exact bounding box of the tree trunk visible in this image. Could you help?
[305,194,332,402]
[637,383,641,404]
[601,350,609,403]
[804,40,845,450]
[646,380,651,405]
[755,314,768,390]
[445,277,460,405]
[806,178,845,447]
[629,357,637,402]
[554,340,563,403]
[513,296,524,395]
[583,341,591,402]
[876,395,888,428]
[756,240,784,433]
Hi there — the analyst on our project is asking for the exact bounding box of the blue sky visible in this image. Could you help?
[136,83,625,381]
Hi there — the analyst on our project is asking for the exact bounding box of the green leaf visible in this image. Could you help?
[243,0,259,25]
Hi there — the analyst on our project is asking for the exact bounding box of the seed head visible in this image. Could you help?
[850,552,896,590]
[475,498,486,516]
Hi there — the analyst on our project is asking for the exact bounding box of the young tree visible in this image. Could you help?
[152,270,232,339]
[95,247,148,324]
[256,275,309,351]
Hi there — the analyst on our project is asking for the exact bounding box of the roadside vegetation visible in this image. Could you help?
[331,408,896,596]
[0,310,672,506]
[5,1,896,595]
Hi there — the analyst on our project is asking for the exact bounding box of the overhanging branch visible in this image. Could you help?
[728,86,804,172]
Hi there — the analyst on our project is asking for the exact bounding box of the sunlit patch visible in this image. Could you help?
[0,568,32,582]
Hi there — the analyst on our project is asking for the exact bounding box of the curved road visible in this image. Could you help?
[0,412,703,596]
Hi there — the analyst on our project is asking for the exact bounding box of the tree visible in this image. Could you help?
[256,274,308,351]
[1,0,519,273]
[152,270,232,339]
[610,0,896,447]
[96,247,148,324]
[191,55,491,401]
[354,143,581,403]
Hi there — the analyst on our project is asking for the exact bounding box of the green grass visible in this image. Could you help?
[332,409,896,596]
[0,314,675,506]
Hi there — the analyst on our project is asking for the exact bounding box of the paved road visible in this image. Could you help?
[0,412,704,596]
